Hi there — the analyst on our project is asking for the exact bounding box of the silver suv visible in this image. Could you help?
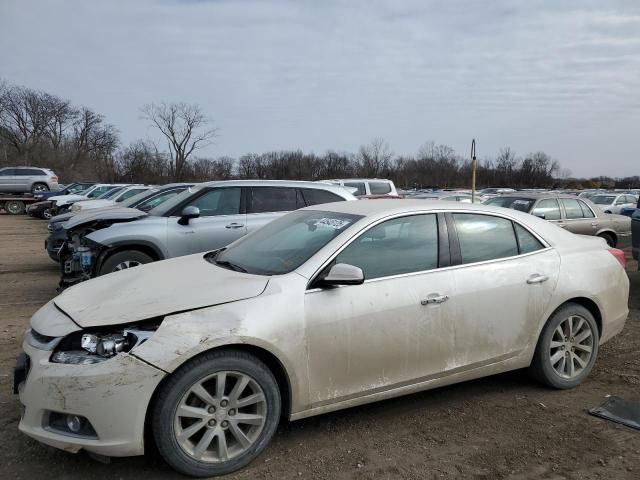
[0,166,59,194]
[59,180,357,287]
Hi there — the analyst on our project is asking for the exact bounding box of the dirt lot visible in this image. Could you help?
[0,214,638,480]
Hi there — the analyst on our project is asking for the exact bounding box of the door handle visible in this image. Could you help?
[527,274,549,284]
[557,223,566,228]
[225,223,244,229]
[421,294,449,305]
[591,222,598,227]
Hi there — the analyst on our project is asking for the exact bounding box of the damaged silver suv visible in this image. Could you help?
[59,180,356,287]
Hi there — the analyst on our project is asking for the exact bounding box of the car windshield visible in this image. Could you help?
[120,188,159,207]
[97,187,125,199]
[148,185,204,216]
[211,210,363,275]
[484,196,536,212]
[591,195,616,205]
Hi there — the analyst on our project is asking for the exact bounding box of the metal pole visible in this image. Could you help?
[471,139,477,202]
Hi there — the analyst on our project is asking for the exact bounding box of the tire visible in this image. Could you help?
[42,208,52,220]
[5,200,25,215]
[598,232,616,247]
[152,349,281,477]
[99,250,154,275]
[530,302,599,389]
[31,183,49,194]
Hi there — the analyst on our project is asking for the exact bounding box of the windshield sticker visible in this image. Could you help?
[513,200,529,205]
[314,218,351,229]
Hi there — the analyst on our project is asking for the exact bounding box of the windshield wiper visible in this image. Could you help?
[215,259,248,273]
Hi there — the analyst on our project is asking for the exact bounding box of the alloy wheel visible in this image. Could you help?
[549,315,594,379]
[33,184,48,193]
[113,260,142,271]
[173,371,267,463]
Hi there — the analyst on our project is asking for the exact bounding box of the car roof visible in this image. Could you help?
[195,179,356,198]
[488,193,582,200]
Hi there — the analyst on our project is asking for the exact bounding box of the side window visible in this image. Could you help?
[531,198,561,220]
[369,182,391,195]
[344,182,366,196]
[335,214,439,280]
[514,223,544,254]
[0,169,14,176]
[615,196,626,205]
[188,187,241,216]
[562,199,585,219]
[578,200,595,218]
[87,186,108,198]
[453,213,518,264]
[457,196,473,203]
[25,168,45,175]
[250,187,297,213]
[301,188,344,206]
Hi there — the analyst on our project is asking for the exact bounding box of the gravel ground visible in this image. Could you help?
[0,214,638,480]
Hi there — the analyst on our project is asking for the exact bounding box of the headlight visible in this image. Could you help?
[50,322,160,365]
[71,204,82,212]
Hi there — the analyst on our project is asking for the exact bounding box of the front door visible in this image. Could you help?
[166,187,246,257]
[305,213,457,407]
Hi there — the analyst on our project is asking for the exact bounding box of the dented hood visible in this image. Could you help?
[63,207,147,230]
[54,253,269,327]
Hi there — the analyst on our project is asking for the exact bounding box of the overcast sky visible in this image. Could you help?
[1,0,639,177]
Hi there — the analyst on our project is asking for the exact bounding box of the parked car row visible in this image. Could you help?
[15,195,630,477]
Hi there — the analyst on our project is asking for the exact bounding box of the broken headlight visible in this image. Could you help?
[51,323,160,365]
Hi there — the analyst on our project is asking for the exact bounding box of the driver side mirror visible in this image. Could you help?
[533,212,545,219]
[178,206,200,225]
[321,263,364,287]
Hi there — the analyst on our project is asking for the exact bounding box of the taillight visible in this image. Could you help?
[608,248,626,269]
[51,175,58,182]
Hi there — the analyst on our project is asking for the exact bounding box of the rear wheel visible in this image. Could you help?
[41,207,52,220]
[31,183,49,194]
[5,200,25,215]
[598,232,616,247]
[530,303,599,389]
[152,350,281,477]
[99,250,153,275]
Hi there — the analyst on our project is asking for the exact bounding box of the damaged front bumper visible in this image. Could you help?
[16,337,166,457]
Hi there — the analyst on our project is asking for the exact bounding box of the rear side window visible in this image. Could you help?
[188,187,241,216]
[117,188,147,202]
[561,199,585,219]
[301,188,344,206]
[344,182,366,196]
[336,214,438,279]
[514,223,544,254]
[15,168,45,175]
[531,198,561,220]
[0,168,15,176]
[578,200,595,218]
[369,182,391,195]
[250,187,297,213]
[87,186,109,198]
[453,214,519,264]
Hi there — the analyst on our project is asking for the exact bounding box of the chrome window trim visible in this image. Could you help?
[305,208,551,290]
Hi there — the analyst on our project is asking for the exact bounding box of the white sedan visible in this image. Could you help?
[15,200,629,477]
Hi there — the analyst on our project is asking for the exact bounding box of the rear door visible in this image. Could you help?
[446,212,560,366]
[12,168,31,191]
[0,168,17,192]
[166,187,246,257]
[531,198,563,227]
[244,186,301,233]
[559,198,598,235]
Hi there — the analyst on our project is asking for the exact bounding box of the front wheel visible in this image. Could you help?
[99,250,153,275]
[530,303,599,389]
[31,183,49,194]
[152,350,281,477]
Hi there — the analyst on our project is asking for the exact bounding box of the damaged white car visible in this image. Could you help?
[15,200,629,477]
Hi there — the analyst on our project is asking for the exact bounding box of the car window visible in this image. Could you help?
[531,198,561,220]
[369,182,391,195]
[453,213,519,264]
[615,196,626,205]
[250,187,297,213]
[87,186,110,198]
[483,197,535,212]
[136,189,185,211]
[592,195,615,205]
[99,187,125,199]
[561,199,585,219]
[116,188,147,202]
[335,214,439,280]
[578,200,595,218]
[0,168,15,176]
[344,182,366,196]
[24,168,45,175]
[301,188,344,206]
[188,187,241,216]
[457,196,473,203]
[514,223,544,254]
[67,184,88,194]
[442,196,457,201]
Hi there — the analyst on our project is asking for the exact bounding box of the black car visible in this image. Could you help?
[46,184,193,262]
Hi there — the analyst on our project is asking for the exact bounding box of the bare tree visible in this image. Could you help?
[141,102,218,181]
[356,137,392,177]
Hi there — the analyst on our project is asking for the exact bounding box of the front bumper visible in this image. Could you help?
[45,229,66,262]
[16,340,165,457]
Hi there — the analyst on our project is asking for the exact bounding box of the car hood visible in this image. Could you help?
[53,253,270,327]
[50,194,88,205]
[63,207,147,230]
[76,199,116,210]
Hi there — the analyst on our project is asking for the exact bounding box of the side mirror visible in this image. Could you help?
[533,212,545,219]
[178,206,200,225]
[322,263,364,287]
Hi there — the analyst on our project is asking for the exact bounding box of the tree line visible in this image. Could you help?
[0,79,635,190]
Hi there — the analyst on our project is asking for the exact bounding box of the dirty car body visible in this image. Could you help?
[58,180,356,288]
[15,200,629,476]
